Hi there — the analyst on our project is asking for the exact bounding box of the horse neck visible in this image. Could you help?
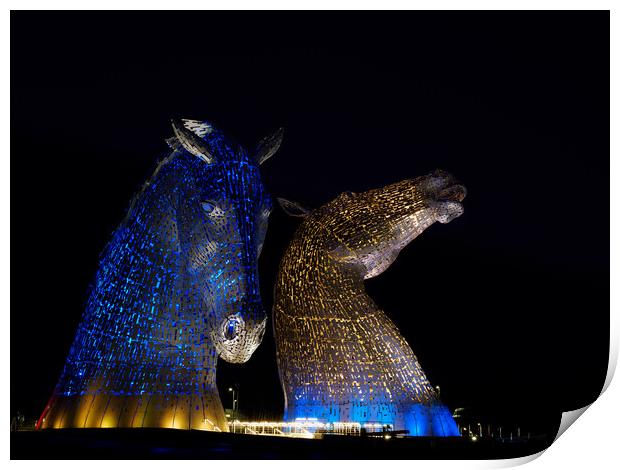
[275,226,438,406]
[276,232,373,317]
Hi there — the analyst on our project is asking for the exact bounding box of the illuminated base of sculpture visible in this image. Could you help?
[37,392,229,432]
[284,401,460,437]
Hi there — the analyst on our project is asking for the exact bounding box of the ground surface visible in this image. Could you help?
[11,428,554,459]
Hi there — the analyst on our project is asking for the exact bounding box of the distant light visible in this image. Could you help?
[228,388,233,392]
[471,436,478,442]
[384,435,391,440]
[225,414,230,418]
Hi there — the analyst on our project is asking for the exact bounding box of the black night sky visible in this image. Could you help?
[11,11,609,438]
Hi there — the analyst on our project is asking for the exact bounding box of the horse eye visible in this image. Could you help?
[224,318,240,341]
[201,201,217,214]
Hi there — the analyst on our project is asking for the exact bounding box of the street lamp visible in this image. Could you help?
[228,387,238,421]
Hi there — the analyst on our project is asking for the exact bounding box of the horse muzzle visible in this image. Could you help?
[216,301,267,363]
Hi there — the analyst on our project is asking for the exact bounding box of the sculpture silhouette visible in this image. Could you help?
[38,119,282,431]
[274,170,465,436]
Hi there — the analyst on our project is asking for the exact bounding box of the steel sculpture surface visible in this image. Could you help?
[38,119,281,431]
[274,170,465,436]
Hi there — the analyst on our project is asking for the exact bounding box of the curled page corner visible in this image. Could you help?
[554,405,590,442]
[481,409,591,470]
[553,335,617,443]
[491,334,616,467]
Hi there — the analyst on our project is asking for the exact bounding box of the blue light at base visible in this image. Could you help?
[285,400,460,437]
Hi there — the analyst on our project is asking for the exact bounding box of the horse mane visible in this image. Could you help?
[57,150,207,397]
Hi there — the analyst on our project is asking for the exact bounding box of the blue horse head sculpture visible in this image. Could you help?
[38,119,282,431]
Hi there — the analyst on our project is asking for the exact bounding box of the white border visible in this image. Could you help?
[2,1,616,10]
[4,3,616,469]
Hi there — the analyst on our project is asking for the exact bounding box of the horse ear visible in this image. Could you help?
[255,128,284,165]
[277,198,311,218]
[170,118,216,164]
